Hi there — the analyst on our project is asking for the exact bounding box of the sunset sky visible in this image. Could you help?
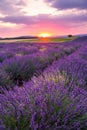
[0,0,87,37]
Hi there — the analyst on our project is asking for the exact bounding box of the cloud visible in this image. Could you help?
[0,13,87,26]
[0,0,26,15]
[45,0,87,10]
[0,14,87,37]
[0,16,36,25]
[0,0,87,37]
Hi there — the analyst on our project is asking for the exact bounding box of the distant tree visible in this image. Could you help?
[68,34,72,37]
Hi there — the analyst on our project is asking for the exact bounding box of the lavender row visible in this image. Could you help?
[0,68,87,129]
[0,40,87,129]
[0,41,81,88]
[0,40,81,63]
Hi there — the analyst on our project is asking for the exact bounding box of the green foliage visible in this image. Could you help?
[3,115,29,130]
[4,59,36,86]
[3,116,16,130]
[0,68,12,88]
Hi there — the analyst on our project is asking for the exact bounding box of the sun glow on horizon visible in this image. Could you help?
[38,32,52,38]
[38,32,52,42]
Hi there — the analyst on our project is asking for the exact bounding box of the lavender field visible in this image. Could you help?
[0,36,87,130]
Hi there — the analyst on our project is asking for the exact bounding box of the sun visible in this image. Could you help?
[38,32,52,42]
[38,32,52,38]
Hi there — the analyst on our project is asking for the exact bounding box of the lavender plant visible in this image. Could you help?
[0,74,87,129]
[0,37,87,130]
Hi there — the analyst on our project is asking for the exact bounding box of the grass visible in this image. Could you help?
[0,36,77,43]
[51,36,77,42]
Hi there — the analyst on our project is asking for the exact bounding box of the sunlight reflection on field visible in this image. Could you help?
[39,37,51,43]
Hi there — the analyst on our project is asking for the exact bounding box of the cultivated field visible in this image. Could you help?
[0,36,87,129]
[0,36,76,43]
